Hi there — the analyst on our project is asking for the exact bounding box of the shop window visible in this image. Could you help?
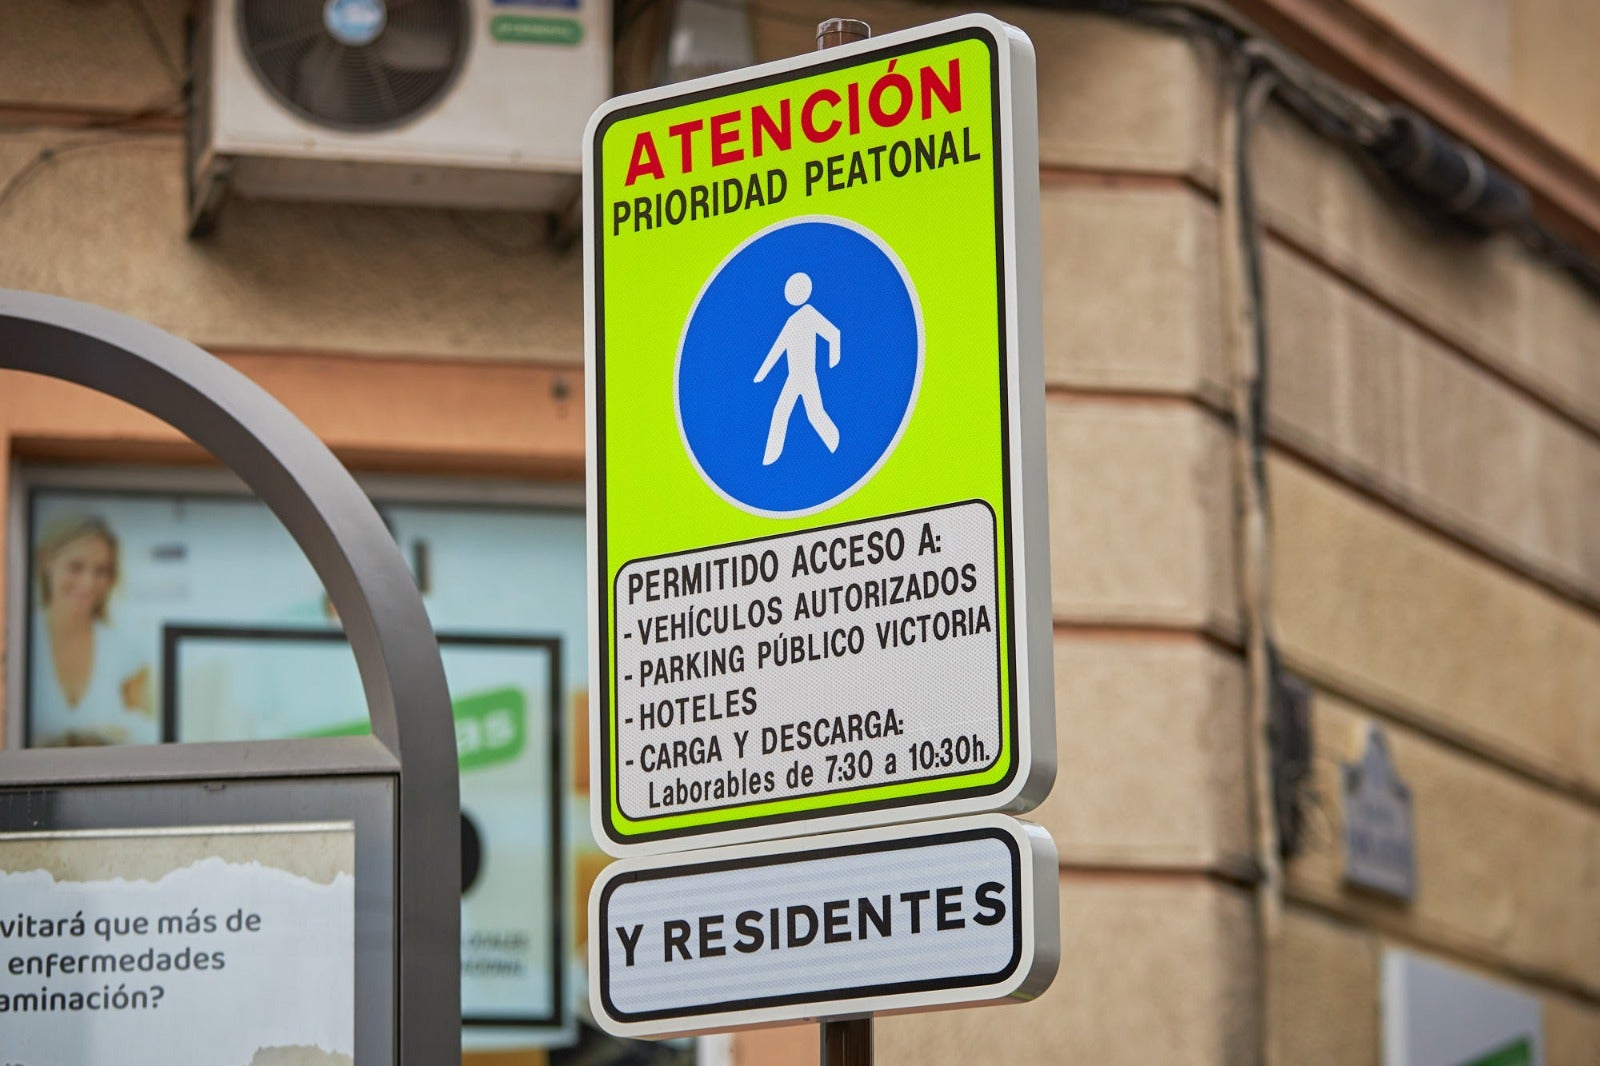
[6,466,699,1063]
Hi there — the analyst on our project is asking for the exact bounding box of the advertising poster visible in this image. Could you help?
[0,823,355,1066]
[18,485,606,1051]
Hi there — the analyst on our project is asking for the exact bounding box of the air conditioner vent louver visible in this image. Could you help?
[240,0,469,131]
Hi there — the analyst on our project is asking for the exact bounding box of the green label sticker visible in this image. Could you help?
[1465,1038,1534,1066]
[453,685,527,771]
[587,17,1050,853]
[490,14,583,45]
[297,685,525,772]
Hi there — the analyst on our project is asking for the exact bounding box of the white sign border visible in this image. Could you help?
[587,814,1059,1038]
[584,13,1054,856]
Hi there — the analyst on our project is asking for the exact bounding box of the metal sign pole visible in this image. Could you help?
[812,21,871,1066]
[822,1017,873,1066]
[816,15,871,49]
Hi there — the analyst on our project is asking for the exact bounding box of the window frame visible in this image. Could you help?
[6,460,582,750]
[6,460,589,1045]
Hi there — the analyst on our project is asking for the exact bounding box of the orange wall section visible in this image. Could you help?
[0,349,585,476]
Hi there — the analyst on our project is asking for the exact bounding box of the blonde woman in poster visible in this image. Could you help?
[30,515,156,746]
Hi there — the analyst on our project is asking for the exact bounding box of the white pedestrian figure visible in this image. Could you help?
[754,271,841,465]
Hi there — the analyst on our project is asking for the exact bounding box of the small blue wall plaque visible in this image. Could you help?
[1343,726,1417,901]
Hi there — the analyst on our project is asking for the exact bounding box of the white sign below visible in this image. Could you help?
[589,813,1057,1038]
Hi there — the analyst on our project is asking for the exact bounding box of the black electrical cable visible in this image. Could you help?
[1521,217,1600,294]
[1223,60,1311,862]
[0,1,187,217]
[126,0,186,93]
[0,135,176,216]
[1368,106,1532,234]
[1232,68,1271,496]
[1024,0,1600,297]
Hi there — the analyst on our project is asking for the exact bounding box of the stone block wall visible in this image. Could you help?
[1250,34,1600,1066]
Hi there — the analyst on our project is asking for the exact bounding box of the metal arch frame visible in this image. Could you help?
[0,289,460,1064]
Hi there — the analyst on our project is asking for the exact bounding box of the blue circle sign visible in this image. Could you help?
[676,217,924,517]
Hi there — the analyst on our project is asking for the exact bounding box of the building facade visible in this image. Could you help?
[3,0,1598,1063]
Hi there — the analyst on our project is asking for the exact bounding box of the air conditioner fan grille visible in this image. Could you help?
[240,0,469,131]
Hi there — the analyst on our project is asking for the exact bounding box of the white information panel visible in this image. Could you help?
[614,502,1001,821]
[0,822,355,1066]
[589,814,1057,1038]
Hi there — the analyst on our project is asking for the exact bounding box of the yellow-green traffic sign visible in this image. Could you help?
[585,15,1054,855]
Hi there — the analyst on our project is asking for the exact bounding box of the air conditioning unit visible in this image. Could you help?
[188,0,610,233]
